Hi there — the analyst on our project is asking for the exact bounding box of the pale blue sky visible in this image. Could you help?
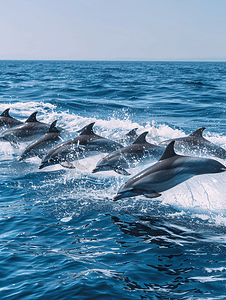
[0,0,226,60]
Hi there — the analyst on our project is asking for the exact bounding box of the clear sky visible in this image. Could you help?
[0,0,226,61]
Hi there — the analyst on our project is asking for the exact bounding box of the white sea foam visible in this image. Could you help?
[60,216,72,222]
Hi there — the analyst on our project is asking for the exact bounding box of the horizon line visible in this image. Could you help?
[0,58,226,62]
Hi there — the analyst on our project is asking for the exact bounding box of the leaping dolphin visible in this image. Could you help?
[0,111,50,148]
[38,122,123,169]
[113,140,226,201]
[18,120,62,161]
[92,131,165,175]
[159,127,226,159]
[0,108,23,128]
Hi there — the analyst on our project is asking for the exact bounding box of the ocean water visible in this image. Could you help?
[1,60,226,299]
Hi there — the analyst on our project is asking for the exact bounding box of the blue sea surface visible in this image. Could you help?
[1,61,226,299]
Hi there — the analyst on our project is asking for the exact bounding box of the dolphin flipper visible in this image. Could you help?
[60,161,75,169]
[144,192,161,198]
[10,141,20,149]
[114,167,131,176]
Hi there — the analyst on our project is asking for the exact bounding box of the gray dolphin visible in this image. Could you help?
[92,131,165,175]
[0,108,23,128]
[38,122,123,169]
[114,128,139,146]
[159,127,226,159]
[113,140,226,201]
[0,111,50,148]
[18,120,62,161]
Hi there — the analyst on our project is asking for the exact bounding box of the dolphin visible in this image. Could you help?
[38,122,123,169]
[0,111,50,148]
[18,120,62,161]
[92,131,165,175]
[113,140,226,201]
[0,108,23,128]
[114,128,139,146]
[159,127,226,159]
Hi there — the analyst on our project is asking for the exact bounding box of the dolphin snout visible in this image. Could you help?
[92,167,99,173]
[112,193,123,201]
[38,163,45,169]
[18,156,24,162]
[92,164,113,173]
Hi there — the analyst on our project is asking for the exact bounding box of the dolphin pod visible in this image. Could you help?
[0,108,226,200]
[38,122,123,169]
[113,141,226,201]
[92,131,165,175]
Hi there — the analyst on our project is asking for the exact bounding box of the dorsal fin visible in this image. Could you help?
[1,108,11,118]
[189,127,206,137]
[79,122,95,135]
[126,128,138,137]
[159,141,177,161]
[47,120,60,133]
[26,111,38,123]
[132,131,148,144]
